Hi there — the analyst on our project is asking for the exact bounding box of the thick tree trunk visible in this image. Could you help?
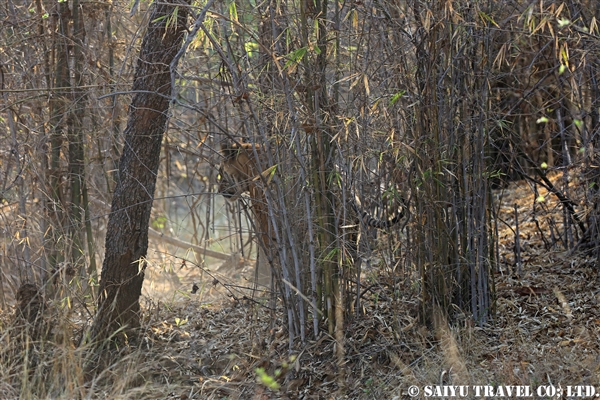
[91,0,189,341]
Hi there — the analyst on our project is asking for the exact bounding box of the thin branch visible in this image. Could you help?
[169,0,217,100]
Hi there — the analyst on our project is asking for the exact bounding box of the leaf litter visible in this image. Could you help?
[2,172,600,399]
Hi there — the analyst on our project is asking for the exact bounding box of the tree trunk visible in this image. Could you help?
[91,0,189,341]
[47,0,71,277]
[69,0,86,271]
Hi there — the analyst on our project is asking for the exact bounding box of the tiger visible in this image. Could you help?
[351,193,405,230]
[218,142,265,201]
[218,141,275,250]
[217,141,406,238]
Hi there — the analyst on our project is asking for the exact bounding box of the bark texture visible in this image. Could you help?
[92,0,189,341]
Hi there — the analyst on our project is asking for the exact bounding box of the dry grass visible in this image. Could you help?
[1,175,600,399]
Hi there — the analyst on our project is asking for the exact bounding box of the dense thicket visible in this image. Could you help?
[1,0,598,345]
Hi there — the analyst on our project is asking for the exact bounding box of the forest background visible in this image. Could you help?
[1,0,600,398]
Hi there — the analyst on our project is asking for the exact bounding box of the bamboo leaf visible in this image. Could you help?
[284,47,308,70]
[229,1,238,22]
[478,11,499,28]
[256,165,277,184]
[389,90,406,106]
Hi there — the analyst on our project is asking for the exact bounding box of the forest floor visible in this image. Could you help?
[2,172,600,399]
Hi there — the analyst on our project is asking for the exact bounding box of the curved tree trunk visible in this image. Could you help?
[91,0,189,341]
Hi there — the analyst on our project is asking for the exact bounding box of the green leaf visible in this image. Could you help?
[478,11,499,28]
[284,47,307,69]
[536,116,549,124]
[229,1,238,22]
[152,215,167,229]
[255,368,280,391]
[244,41,259,55]
[389,90,406,106]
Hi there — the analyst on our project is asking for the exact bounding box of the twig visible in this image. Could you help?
[521,169,585,234]
[514,204,522,277]
[169,0,217,100]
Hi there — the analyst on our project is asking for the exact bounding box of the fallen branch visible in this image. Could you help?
[148,227,230,261]
[90,197,231,261]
